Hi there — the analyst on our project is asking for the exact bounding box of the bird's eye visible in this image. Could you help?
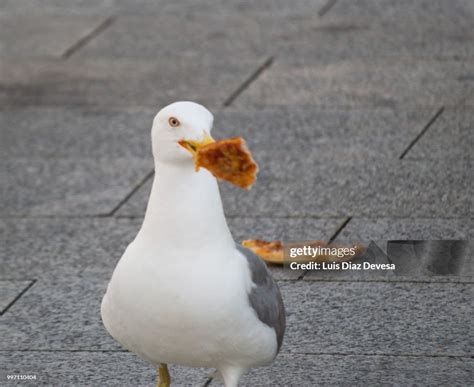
[168,117,180,127]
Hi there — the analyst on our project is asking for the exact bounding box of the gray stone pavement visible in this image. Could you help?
[0,0,473,386]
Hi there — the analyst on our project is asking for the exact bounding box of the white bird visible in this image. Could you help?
[101,101,285,387]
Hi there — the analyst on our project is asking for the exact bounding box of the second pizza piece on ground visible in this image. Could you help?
[242,239,366,265]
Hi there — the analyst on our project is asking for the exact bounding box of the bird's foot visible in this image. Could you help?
[157,364,170,387]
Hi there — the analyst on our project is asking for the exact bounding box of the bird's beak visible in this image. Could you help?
[178,132,215,156]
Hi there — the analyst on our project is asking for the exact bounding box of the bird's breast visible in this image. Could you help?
[101,242,276,366]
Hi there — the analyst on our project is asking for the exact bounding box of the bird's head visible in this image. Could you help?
[151,101,215,164]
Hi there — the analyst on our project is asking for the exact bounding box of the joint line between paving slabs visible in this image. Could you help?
[399,106,445,159]
[108,169,155,216]
[0,279,37,316]
[223,56,274,107]
[298,216,352,280]
[328,216,352,243]
[318,0,338,17]
[61,16,115,59]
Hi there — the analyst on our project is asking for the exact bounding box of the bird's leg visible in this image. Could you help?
[157,364,171,387]
[220,366,244,387]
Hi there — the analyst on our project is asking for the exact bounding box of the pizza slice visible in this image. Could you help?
[179,136,258,190]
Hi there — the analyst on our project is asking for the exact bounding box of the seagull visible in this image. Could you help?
[101,101,285,387]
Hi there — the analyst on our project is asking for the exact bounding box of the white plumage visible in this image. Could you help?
[101,101,285,387]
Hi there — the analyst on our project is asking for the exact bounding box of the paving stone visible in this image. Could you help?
[1,352,471,387]
[0,351,209,386]
[0,106,438,218]
[0,107,155,159]
[331,0,474,23]
[335,218,474,280]
[466,159,473,216]
[116,158,471,219]
[234,59,472,108]
[461,159,474,218]
[0,0,212,16]
[0,218,140,279]
[279,280,472,356]
[292,0,474,61]
[382,240,473,276]
[0,0,327,16]
[0,277,119,350]
[303,239,474,281]
[3,277,471,356]
[212,353,474,387]
[222,158,471,218]
[274,16,474,62]
[316,220,474,281]
[339,218,474,240]
[75,14,270,60]
[0,280,32,314]
[214,107,435,160]
[207,0,327,16]
[228,217,342,243]
[0,58,263,109]
[3,1,472,63]
[6,104,431,166]
[0,14,105,58]
[1,157,152,216]
[406,108,473,161]
[1,278,472,385]
[0,0,116,15]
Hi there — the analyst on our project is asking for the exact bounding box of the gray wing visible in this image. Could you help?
[237,244,286,353]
